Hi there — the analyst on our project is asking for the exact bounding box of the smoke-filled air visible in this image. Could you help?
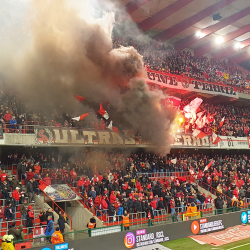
[0,0,176,153]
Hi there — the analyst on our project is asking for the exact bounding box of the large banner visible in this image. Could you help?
[34,127,250,149]
[145,69,240,99]
[35,127,147,146]
[44,184,81,202]
[173,134,250,149]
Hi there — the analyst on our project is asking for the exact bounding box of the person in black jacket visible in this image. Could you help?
[122,198,128,213]
[26,180,33,203]
[6,194,16,208]
[127,196,134,214]
[46,208,54,223]
[5,203,15,228]
[39,209,47,227]
[108,203,115,222]
[215,196,224,214]
[157,197,164,210]
[1,180,10,201]
[57,214,66,233]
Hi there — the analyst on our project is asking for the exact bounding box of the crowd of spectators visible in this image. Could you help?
[5,149,250,221]
[178,101,250,137]
[113,36,249,89]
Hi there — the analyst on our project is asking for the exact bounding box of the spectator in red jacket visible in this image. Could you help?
[3,111,12,123]
[78,177,84,191]
[43,173,52,186]
[27,169,35,182]
[0,170,7,183]
[94,195,101,216]
[70,168,77,182]
[12,187,20,205]
[101,197,108,214]
[110,191,116,204]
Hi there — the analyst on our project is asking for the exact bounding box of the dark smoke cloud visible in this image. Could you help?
[2,0,176,153]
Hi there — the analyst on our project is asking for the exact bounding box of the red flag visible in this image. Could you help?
[207,112,215,123]
[112,126,119,133]
[74,95,85,102]
[204,160,214,172]
[161,96,181,107]
[98,103,109,119]
[219,117,225,127]
[212,132,221,144]
[72,113,89,121]
[38,180,49,191]
[192,129,206,139]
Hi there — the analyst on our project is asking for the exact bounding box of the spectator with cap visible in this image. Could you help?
[27,205,34,234]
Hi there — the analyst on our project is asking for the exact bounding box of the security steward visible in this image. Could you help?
[51,227,64,244]
[122,211,130,230]
[87,216,96,229]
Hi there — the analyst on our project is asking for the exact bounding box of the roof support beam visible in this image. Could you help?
[194,24,250,56]
[213,38,250,60]
[154,0,237,42]
[174,7,250,50]
[125,0,151,15]
[138,0,194,32]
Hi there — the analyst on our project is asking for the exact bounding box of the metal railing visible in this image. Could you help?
[40,188,73,229]
[195,178,231,201]
[64,182,105,222]
[8,204,250,249]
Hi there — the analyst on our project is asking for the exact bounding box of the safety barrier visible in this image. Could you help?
[7,204,250,249]
[64,182,106,222]
[40,189,73,229]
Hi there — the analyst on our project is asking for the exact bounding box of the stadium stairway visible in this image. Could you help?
[34,194,74,235]
[194,183,217,200]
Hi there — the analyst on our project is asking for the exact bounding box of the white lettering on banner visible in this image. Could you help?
[34,127,250,149]
[135,230,169,248]
[146,69,239,99]
[199,220,224,234]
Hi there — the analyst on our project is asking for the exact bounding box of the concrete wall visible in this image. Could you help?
[65,200,103,231]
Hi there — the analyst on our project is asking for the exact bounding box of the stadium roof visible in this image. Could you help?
[118,0,250,70]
